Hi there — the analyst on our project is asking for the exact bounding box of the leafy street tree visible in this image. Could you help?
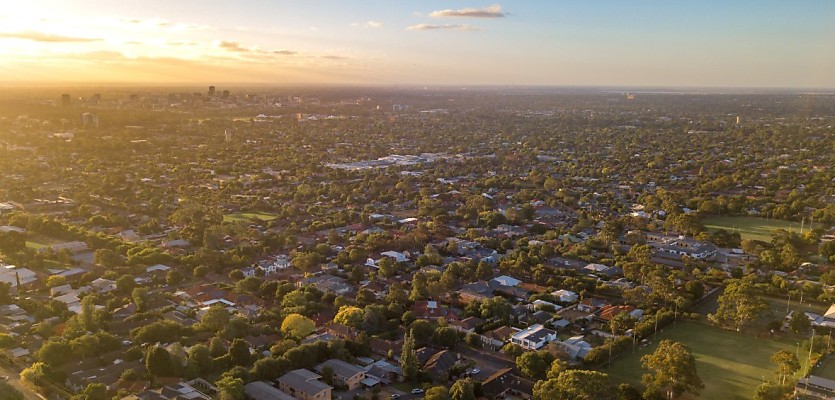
[708,279,767,331]
[400,332,419,382]
[449,377,476,400]
[132,287,150,312]
[201,306,231,332]
[788,311,811,334]
[70,383,107,400]
[753,382,793,400]
[333,305,364,328]
[770,350,800,385]
[146,345,176,377]
[425,386,450,400]
[215,376,245,400]
[532,369,615,400]
[516,350,553,380]
[280,313,315,340]
[641,340,703,399]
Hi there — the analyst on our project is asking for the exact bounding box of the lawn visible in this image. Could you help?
[605,321,812,399]
[223,212,278,223]
[703,216,817,242]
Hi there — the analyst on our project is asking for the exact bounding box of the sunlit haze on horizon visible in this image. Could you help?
[1,0,834,88]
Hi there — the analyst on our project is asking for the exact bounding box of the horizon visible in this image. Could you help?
[1,1,834,88]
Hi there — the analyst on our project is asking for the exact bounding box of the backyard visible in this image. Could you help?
[703,216,816,242]
[605,320,812,399]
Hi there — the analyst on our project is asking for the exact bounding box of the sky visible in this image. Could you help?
[0,1,834,88]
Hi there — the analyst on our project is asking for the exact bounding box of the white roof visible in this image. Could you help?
[494,275,521,287]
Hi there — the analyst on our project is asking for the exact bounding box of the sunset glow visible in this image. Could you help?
[1,1,834,87]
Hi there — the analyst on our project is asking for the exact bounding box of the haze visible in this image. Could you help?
[1,1,834,88]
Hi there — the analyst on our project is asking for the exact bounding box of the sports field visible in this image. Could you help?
[223,212,278,223]
[703,216,815,242]
[605,321,811,399]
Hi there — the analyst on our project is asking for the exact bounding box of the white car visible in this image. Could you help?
[470,368,481,375]
[411,388,424,394]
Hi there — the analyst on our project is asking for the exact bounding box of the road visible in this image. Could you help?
[0,364,43,400]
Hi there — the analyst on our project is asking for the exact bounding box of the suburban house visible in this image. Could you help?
[277,369,333,400]
[646,234,718,261]
[558,336,593,361]
[551,289,578,303]
[244,381,296,400]
[315,359,366,390]
[509,324,558,350]
[481,326,520,349]
[450,316,484,334]
[480,368,534,400]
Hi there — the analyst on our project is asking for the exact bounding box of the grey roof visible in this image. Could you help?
[244,381,296,400]
[318,358,364,379]
[277,369,332,396]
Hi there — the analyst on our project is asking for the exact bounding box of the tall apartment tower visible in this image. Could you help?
[81,113,99,128]
[61,94,71,107]
[208,86,216,96]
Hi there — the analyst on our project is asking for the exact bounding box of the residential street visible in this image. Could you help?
[0,363,43,400]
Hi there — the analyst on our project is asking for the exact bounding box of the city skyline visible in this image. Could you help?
[1,1,834,88]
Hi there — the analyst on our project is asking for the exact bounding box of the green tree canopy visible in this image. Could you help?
[641,340,703,399]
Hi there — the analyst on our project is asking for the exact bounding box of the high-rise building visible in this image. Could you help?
[222,90,230,98]
[208,86,216,96]
[81,113,99,128]
[61,94,71,107]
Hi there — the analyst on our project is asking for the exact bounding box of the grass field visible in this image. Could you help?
[605,321,812,399]
[223,212,278,223]
[703,216,816,242]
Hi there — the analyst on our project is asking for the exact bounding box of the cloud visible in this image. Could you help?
[272,50,297,55]
[429,4,505,18]
[320,55,348,60]
[406,24,480,31]
[215,40,250,52]
[364,21,383,29]
[0,30,102,43]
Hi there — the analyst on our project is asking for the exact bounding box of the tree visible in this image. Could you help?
[400,332,419,382]
[280,313,315,340]
[480,296,512,324]
[45,275,67,288]
[188,344,214,375]
[333,305,364,328]
[770,350,800,385]
[115,275,135,294]
[146,345,176,377]
[425,385,450,400]
[20,362,49,390]
[641,340,703,399]
[516,350,553,380]
[753,382,792,400]
[132,287,149,312]
[533,370,615,400]
[228,338,251,366]
[433,326,460,349]
[0,381,24,400]
[546,358,568,379]
[36,340,71,367]
[201,305,231,332]
[94,248,121,267]
[708,279,767,331]
[215,376,245,400]
[71,383,107,400]
[788,311,811,334]
[450,378,476,400]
